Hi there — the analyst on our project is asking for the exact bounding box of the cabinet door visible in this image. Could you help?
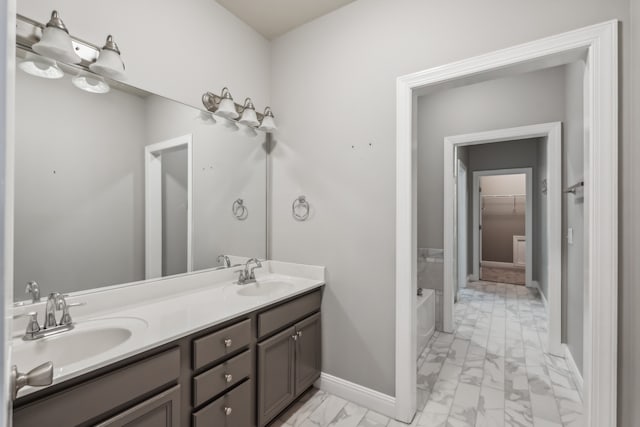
[257,326,296,427]
[96,385,180,427]
[295,313,322,395]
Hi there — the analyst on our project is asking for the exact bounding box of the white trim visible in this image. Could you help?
[314,373,396,419]
[532,280,549,309]
[564,344,585,400]
[396,21,617,426]
[480,260,524,270]
[2,2,16,423]
[471,167,533,287]
[144,134,193,279]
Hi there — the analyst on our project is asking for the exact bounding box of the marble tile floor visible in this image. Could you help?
[271,281,583,427]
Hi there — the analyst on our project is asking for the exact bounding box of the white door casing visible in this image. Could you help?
[396,21,617,426]
[144,134,193,279]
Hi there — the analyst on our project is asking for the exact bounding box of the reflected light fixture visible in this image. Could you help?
[72,73,110,94]
[18,52,64,79]
[32,10,81,64]
[238,98,260,127]
[89,35,126,80]
[198,110,217,125]
[258,107,278,132]
[214,87,240,119]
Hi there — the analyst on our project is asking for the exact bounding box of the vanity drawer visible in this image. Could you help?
[258,290,321,339]
[193,319,251,370]
[13,348,180,427]
[192,379,252,427]
[193,349,252,407]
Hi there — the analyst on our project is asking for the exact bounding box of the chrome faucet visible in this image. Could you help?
[43,293,59,329]
[16,293,85,340]
[236,258,262,285]
[217,255,231,268]
[25,281,41,303]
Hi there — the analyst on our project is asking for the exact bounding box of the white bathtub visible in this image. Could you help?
[417,288,436,358]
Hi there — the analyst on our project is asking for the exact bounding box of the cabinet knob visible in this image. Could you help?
[224,406,232,416]
[224,338,232,348]
[297,331,303,338]
[291,334,298,341]
[224,374,233,383]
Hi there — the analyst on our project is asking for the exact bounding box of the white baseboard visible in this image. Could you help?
[531,281,548,309]
[314,372,396,418]
[563,344,584,400]
[481,260,525,270]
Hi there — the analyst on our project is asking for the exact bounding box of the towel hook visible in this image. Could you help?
[292,195,310,221]
[232,198,248,220]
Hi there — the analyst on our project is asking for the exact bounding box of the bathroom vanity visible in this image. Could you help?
[11,262,324,427]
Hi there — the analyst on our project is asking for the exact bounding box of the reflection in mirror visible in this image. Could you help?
[14,48,267,302]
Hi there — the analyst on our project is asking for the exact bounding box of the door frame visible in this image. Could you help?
[455,159,467,294]
[395,21,617,426]
[144,134,193,279]
[471,168,533,287]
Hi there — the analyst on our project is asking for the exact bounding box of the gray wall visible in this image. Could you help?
[270,0,632,398]
[162,146,189,277]
[563,61,586,373]
[480,175,526,264]
[14,71,148,297]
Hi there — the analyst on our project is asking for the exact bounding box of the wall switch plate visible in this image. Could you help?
[568,227,574,245]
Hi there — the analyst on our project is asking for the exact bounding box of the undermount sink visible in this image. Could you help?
[237,280,294,297]
[12,317,148,374]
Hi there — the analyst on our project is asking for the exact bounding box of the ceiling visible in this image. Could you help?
[216,0,357,40]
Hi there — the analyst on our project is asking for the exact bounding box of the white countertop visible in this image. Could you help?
[12,261,325,398]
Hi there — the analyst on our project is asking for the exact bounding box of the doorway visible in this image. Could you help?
[395,21,617,426]
[474,170,532,287]
[144,134,193,279]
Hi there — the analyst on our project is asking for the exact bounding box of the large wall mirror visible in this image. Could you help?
[14,48,268,302]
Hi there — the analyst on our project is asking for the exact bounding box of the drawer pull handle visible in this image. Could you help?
[224,338,232,347]
[224,406,232,416]
[224,373,233,383]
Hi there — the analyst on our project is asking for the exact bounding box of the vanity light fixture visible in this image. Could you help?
[89,35,126,80]
[214,87,240,119]
[238,98,260,127]
[258,107,278,132]
[18,52,64,79]
[201,89,276,133]
[72,73,110,94]
[32,11,81,64]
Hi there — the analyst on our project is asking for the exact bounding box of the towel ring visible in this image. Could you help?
[232,198,248,220]
[292,195,310,221]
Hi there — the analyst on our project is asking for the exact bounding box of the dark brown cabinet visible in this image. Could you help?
[257,327,297,426]
[96,385,181,427]
[257,312,321,427]
[295,313,322,395]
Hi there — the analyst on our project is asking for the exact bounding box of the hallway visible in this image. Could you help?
[272,282,584,427]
